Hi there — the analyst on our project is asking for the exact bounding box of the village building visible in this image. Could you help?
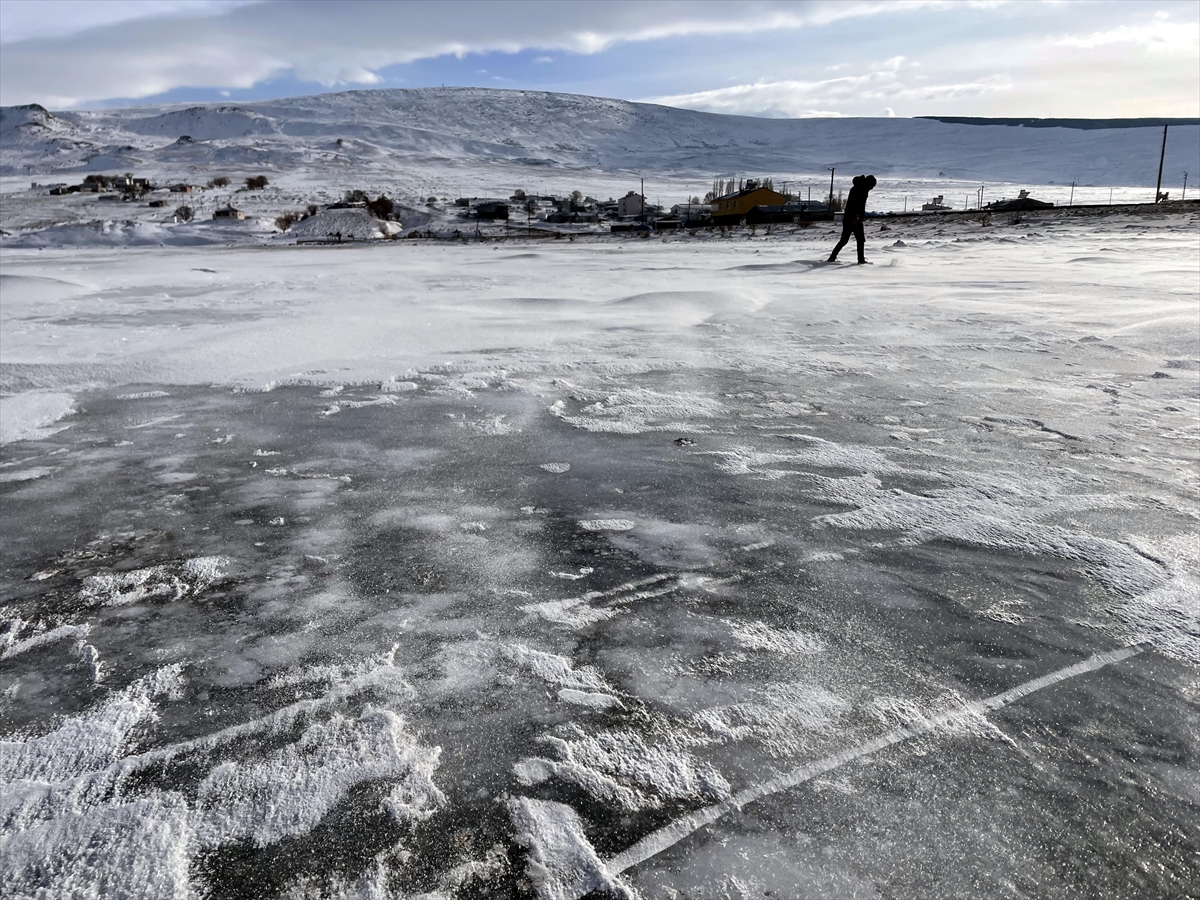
[169,184,193,193]
[475,201,509,220]
[212,206,245,220]
[710,180,789,225]
[671,202,711,222]
[117,175,151,193]
[616,191,646,218]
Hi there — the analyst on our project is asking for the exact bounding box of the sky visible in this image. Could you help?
[0,0,1197,117]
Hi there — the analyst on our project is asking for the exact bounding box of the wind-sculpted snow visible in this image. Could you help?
[1,212,1197,897]
[0,650,442,898]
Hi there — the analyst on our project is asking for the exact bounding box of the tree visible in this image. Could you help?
[511,189,526,200]
[570,189,583,203]
[344,189,369,204]
[245,175,269,190]
[209,176,229,188]
[367,194,394,220]
[275,210,304,230]
[175,205,194,222]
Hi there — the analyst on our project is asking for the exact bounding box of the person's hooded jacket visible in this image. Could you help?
[844,174,876,222]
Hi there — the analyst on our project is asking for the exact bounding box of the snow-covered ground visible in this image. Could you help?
[1,206,1197,898]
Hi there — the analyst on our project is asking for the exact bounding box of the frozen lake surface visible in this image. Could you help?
[1,209,1198,899]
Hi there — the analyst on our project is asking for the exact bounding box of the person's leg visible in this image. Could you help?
[828,224,852,261]
[854,221,866,263]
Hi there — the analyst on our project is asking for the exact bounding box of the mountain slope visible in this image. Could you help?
[2,87,1197,189]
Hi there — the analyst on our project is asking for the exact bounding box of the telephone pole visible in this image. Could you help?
[1155,124,1168,203]
[827,167,835,208]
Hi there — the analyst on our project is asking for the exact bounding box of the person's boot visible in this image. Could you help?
[827,253,838,263]
[857,257,867,264]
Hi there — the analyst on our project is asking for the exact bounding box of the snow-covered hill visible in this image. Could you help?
[3,87,1197,190]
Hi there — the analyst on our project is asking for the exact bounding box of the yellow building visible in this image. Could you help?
[710,182,788,223]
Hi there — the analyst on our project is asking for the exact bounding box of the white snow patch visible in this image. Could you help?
[0,664,183,784]
[117,391,170,400]
[730,621,824,655]
[557,689,623,710]
[2,623,92,660]
[517,726,730,811]
[578,519,636,532]
[288,208,399,240]
[1115,574,1200,662]
[196,708,443,846]
[0,795,195,900]
[0,392,74,444]
[693,683,849,757]
[503,644,614,695]
[78,556,229,607]
[0,466,53,483]
[508,797,632,900]
[550,388,724,434]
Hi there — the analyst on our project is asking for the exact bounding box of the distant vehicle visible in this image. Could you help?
[986,190,1054,211]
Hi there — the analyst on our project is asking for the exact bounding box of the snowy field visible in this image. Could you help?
[1,207,1199,898]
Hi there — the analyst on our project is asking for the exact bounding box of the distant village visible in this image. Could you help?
[30,161,1059,242]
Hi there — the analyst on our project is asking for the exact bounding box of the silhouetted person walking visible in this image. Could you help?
[828,174,876,263]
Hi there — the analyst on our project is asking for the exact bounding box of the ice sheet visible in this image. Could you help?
[1,208,1196,899]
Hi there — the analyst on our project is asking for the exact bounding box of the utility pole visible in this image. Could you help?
[827,167,835,208]
[1183,171,1188,200]
[640,176,645,222]
[1109,188,1113,205]
[1069,180,1075,207]
[1155,124,1168,203]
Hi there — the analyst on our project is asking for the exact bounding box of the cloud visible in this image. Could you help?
[1056,11,1199,54]
[0,0,981,106]
[0,0,260,44]
[641,58,1012,118]
[0,0,1193,118]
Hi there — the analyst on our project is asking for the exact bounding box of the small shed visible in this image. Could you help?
[213,206,245,220]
